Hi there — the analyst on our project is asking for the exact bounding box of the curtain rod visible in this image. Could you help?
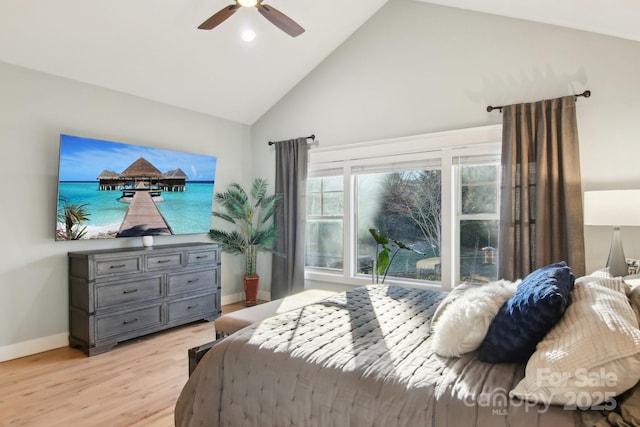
[268,134,316,146]
[486,90,591,113]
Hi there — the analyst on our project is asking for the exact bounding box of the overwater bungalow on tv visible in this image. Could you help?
[97,157,188,193]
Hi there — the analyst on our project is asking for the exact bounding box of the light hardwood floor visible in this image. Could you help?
[0,302,252,427]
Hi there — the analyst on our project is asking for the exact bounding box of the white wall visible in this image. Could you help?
[0,61,251,361]
[251,0,640,288]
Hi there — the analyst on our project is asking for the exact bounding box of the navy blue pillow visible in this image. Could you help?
[478,261,575,364]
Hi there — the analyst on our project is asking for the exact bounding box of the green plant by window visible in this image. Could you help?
[369,228,423,284]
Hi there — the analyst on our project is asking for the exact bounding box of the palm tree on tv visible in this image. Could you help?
[57,199,91,240]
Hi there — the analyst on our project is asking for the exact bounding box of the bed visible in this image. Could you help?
[175,274,640,427]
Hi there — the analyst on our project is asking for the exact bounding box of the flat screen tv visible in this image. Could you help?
[55,134,217,240]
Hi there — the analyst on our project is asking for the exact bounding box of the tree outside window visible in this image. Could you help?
[356,168,442,282]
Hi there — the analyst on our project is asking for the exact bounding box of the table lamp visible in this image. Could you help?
[583,189,640,277]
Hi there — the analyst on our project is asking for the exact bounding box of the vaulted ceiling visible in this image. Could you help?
[0,0,638,125]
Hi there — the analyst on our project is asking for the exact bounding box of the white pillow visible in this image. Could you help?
[510,276,640,407]
[430,282,471,334]
[431,280,518,357]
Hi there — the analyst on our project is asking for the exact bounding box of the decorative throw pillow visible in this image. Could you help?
[510,276,640,407]
[478,261,575,363]
[431,280,518,357]
[430,282,471,334]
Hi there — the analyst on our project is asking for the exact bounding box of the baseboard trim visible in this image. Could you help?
[0,332,68,363]
[221,292,244,306]
[258,290,271,302]
[221,290,271,306]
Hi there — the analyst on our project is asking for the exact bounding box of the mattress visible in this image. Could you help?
[175,285,594,426]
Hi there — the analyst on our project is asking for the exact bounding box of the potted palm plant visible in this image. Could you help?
[208,178,283,306]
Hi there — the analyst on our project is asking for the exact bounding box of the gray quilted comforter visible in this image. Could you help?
[175,285,596,426]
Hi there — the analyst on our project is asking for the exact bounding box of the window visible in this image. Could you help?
[306,125,502,290]
[354,162,442,282]
[305,173,344,271]
[455,159,500,283]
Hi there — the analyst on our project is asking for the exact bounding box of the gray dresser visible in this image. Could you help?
[68,242,221,356]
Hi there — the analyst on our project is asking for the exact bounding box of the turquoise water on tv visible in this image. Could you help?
[57,181,214,237]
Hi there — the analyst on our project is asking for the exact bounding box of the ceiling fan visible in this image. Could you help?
[198,0,305,37]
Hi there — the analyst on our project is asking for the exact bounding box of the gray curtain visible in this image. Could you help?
[271,138,308,299]
[498,95,585,280]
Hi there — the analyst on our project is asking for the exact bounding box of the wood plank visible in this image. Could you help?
[0,301,254,426]
[117,191,172,237]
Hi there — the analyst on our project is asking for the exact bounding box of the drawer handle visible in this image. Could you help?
[110,264,127,269]
[187,278,200,283]
[196,255,208,259]
[187,304,199,310]
[156,259,172,264]
[123,289,138,294]
[123,318,138,325]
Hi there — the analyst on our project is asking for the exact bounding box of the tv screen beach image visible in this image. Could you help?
[55,134,217,240]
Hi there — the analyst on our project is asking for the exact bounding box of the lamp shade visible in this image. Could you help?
[583,190,640,226]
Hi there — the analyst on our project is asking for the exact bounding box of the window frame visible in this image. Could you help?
[306,125,502,291]
[305,173,345,272]
[453,153,502,283]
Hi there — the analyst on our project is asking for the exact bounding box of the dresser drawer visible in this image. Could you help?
[96,276,163,309]
[168,269,217,295]
[95,257,142,277]
[187,248,219,266]
[168,294,215,323]
[146,253,182,270]
[96,305,162,339]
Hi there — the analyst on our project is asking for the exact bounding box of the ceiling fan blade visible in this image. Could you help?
[257,4,305,37]
[198,4,240,30]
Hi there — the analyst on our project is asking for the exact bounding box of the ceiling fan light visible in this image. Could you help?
[242,29,256,42]
[238,0,258,7]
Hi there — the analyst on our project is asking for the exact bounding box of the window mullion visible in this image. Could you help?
[440,148,455,290]
[344,163,354,281]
